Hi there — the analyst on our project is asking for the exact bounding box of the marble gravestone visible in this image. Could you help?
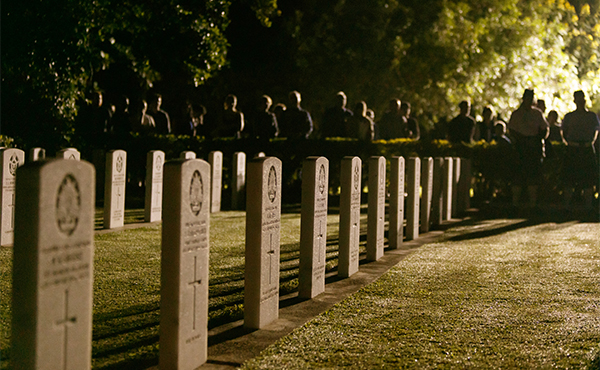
[1,148,25,246]
[299,156,329,299]
[420,157,434,233]
[367,156,386,261]
[245,157,282,329]
[12,159,95,370]
[160,159,210,370]
[208,151,223,213]
[338,156,362,278]
[389,156,405,249]
[431,157,445,227]
[452,157,461,218]
[406,157,421,241]
[57,148,81,161]
[29,148,46,161]
[103,150,127,229]
[180,151,197,160]
[231,152,246,210]
[144,150,165,223]
[443,157,454,220]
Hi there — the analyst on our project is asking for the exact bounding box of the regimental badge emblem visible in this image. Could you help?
[155,155,163,172]
[318,164,326,195]
[56,174,81,236]
[353,165,360,191]
[9,154,19,177]
[268,166,277,203]
[116,155,124,173]
[69,154,76,160]
[190,170,203,216]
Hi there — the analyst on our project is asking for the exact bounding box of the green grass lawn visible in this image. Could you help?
[242,219,600,369]
[0,208,363,369]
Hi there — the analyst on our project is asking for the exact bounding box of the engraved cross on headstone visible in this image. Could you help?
[56,289,77,370]
[267,233,276,285]
[188,256,202,330]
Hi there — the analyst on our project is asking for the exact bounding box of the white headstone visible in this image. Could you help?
[57,148,81,161]
[420,157,434,233]
[29,148,46,161]
[1,148,25,246]
[144,150,165,222]
[443,157,454,220]
[431,157,445,227]
[160,159,210,370]
[389,156,405,249]
[180,151,197,160]
[103,150,127,229]
[367,156,386,261]
[231,152,246,210]
[406,157,421,240]
[208,151,223,213]
[299,156,329,299]
[452,157,461,218]
[245,156,282,329]
[338,156,362,278]
[12,159,95,369]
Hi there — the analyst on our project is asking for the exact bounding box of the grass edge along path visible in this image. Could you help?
[242,219,600,369]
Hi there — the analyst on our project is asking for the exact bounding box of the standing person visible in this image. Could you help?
[447,101,476,144]
[147,93,172,135]
[507,89,549,208]
[400,102,420,140]
[347,101,374,141]
[378,99,405,140]
[279,91,313,139]
[215,94,244,138]
[561,90,600,210]
[248,95,279,139]
[475,106,494,142]
[322,91,353,138]
[546,110,562,142]
[75,91,112,149]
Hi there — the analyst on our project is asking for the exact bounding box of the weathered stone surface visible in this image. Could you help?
[367,156,385,261]
[420,157,434,233]
[245,157,282,329]
[338,156,361,278]
[452,157,461,218]
[299,156,329,299]
[231,152,246,210]
[443,157,454,220]
[103,150,126,229]
[389,156,405,249]
[1,148,25,246]
[208,151,223,213]
[406,157,421,241]
[144,150,165,222]
[160,159,211,370]
[57,148,81,161]
[431,157,445,227]
[180,151,197,160]
[12,159,95,370]
[29,148,46,161]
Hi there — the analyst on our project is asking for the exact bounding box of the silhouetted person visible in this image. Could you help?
[183,102,207,137]
[347,101,374,141]
[546,110,562,142]
[507,89,549,208]
[536,99,546,114]
[378,99,406,139]
[475,106,494,142]
[110,95,132,136]
[561,90,600,210]
[248,95,278,139]
[447,101,475,143]
[322,91,353,138]
[279,91,313,139]
[493,121,511,147]
[76,91,111,148]
[215,94,244,138]
[148,93,171,135]
[400,102,420,140]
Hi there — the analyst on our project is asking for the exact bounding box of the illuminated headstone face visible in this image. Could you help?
[160,158,211,369]
[299,156,329,299]
[180,151,197,160]
[57,148,81,161]
[103,150,127,229]
[406,157,421,241]
[367,156,386,262]
[245,156,282,329]
[389,156,405,250]
[1,148,25,246]
[208,151,223,213]
[420,157,434,233]
[338,156,362,278]
[12,159,95,370]
[145,150,165,223]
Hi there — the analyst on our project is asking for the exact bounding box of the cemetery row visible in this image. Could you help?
[2,147,470,369]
